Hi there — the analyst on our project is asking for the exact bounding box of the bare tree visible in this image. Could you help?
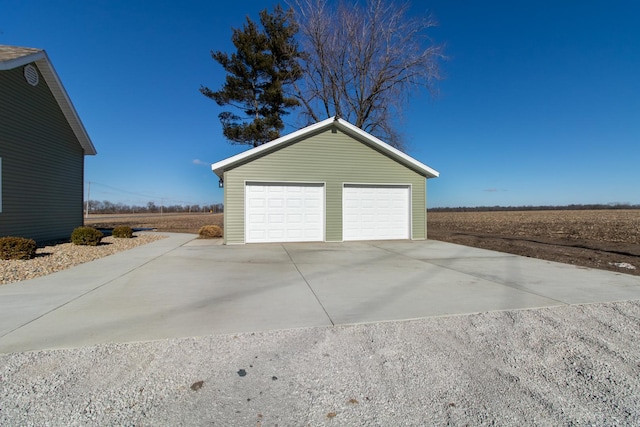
[290,0,444,149]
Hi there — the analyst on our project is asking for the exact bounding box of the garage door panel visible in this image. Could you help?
[248,198,264,209]
[305,199,321,208]
[268,214,284,224]
[268,198,285,208]
[287,198,302,208]
[268,230,285,239]
[305,213,321,222]
[248,214,265,224]
[287,231,302,240]
[287,214,303,224]
[248,230,266,240]
[246,183,324,243]
[343,185,410,241]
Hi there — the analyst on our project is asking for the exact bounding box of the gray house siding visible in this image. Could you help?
[223,128,427,244]
[0,63,85,242]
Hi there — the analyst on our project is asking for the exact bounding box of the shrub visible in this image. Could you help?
[0,236,37,260]
[198,225,223,238]
[112,225,134,238]
[71,226,104,246]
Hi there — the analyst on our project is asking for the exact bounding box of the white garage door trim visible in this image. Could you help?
[343,184,411,241]
[245,182,325,243]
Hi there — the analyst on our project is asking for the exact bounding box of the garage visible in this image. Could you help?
[343,184,410,241]
[211,117,439,244]
[245,182,324,243]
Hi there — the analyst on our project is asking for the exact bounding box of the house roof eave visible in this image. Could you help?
[0,50,45,70]
[35,53,97,155]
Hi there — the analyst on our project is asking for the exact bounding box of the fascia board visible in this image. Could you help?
[0,51,45,70]
[35,54,97,155]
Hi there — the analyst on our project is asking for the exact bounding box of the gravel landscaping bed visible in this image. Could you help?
[0,233,167,285]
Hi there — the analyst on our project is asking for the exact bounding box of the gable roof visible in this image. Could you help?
[0,45,96,155]
[211,116,439,179]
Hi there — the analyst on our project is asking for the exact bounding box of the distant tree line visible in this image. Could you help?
[86,200,223,215]
[428,203,640,213]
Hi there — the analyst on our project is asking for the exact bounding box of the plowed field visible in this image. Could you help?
[428,210,640,276]
[85,212,223,234]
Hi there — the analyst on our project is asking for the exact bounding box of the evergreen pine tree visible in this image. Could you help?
[201,5,302,147]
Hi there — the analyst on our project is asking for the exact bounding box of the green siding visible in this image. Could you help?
[224,128,427,244]
[0,63,85,242]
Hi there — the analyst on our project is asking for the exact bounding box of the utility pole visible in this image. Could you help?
[85,181,90,219]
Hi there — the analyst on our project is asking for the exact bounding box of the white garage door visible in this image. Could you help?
[245,182,324,243]
[343,184,410,241]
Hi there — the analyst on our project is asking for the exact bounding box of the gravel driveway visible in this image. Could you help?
[2,300,639,426]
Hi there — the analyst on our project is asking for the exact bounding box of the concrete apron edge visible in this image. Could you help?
[332,297,640,330]
[8,300,628,356]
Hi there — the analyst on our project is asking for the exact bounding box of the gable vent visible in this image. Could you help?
[24,64,39,86]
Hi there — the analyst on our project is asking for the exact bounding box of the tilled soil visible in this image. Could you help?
[85,212,223,234]
[428,210,640,276]
[428,229,640,276]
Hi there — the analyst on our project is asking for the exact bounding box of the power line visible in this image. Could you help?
[84,181,205,206]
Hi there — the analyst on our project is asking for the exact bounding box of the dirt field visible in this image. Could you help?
[86,210,640,276]
[428,210,640,276]
[85,212,223,234]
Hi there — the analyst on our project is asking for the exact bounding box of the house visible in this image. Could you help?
[0,45,96,242]
[211,116,439,244]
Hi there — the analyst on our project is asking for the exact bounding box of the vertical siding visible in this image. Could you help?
[225,128,427,243]
[0,64,85,242]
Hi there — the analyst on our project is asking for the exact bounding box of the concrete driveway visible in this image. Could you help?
[1,233,640,354]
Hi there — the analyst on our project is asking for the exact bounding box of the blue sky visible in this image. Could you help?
[2,0,639,208]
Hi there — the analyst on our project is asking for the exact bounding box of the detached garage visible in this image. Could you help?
[211,117,439,244]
